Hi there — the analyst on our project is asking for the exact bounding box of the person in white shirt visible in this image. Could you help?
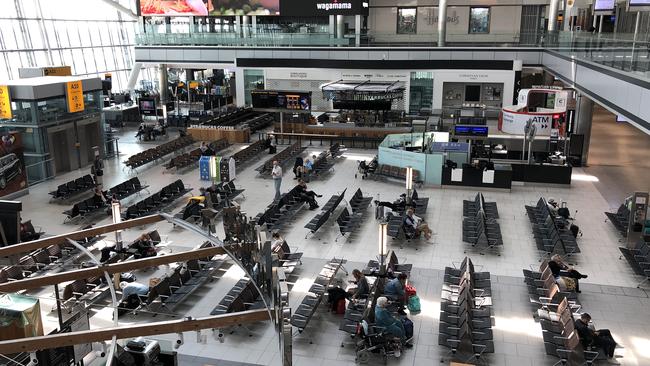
[271,160,282,201]
[403,208,432,240]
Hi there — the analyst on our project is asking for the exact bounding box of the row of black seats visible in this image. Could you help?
[63,178,147,221]
[439,257,494,363]
[526,198,580,256]
[232,140,266,165]
[256,142,305,176]
[605,204,630,238]
[108,177,148,200]
[125,135,195,169]
[619,241,650,288]
[336,188,373,241]
[304,189,346,235]
[211,279,260,316]
[290,258,347,331]
[254,186,306,232]
[124,180,190,220]
[49,174,95,199]
[463,193,499,220]
[165,139,230,171]
[135,242,224,315]
[462,207,503,250]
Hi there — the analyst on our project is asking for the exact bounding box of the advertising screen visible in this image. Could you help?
[251,90,311,111]
[280,0,368,16]
[139,0,280,16]
[629,0,650,8]
[594,0,616,11]
[0,133,27,199]
[138,98,157,115]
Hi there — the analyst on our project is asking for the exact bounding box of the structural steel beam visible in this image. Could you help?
[0,245,240,293]
[0,215,165,258]
[0,309,270,354]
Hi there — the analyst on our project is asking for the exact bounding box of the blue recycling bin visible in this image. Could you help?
[199,156,211,181]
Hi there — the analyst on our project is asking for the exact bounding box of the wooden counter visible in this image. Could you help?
[187,127,250,144]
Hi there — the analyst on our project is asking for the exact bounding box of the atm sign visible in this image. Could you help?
[65,80,84,113]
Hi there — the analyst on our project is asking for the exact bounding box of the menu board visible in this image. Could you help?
[139,0,280,16]
[251,90,311,111]
[0,86,11,120]
[65,81,84,113]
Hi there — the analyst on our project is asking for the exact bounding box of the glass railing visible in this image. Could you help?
[135,28,650,76]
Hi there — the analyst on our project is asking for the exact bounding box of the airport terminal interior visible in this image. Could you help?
[1,0,650,365]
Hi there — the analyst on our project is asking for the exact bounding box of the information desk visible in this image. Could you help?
[509,163,572,185]
[442,164,513,190]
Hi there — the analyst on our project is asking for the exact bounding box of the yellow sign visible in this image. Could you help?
[43,66,71,76]
[189,81,199,89]
[0,85,12,120]
[65,80,84,113]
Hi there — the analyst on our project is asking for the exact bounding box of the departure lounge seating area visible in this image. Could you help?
[123,180,191,220]
[124,135,195,170]
[165,139,230,171]
[526,198,581,257]
[256,142,305,177]
[606,204,630,238]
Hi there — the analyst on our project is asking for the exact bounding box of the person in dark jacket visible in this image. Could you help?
[575,313,619,364]
[549,254,588,293]
[348,269,369,300]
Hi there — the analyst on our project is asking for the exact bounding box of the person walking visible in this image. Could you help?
[91,155,104,186]
[271,160,282,201]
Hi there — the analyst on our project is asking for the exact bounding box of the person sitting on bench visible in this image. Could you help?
[131,233,156,259]
[182,188,209,220]
[375,297,407,342]
[547,197,560,216]
[93,186,109,207]
[549,254,588,293]
[292,157,304,179]
[199,141,214,156]
[384,273,407,315]
[267,134,277,154]
[119,281,149,303]
[403,208,432,240]
[271,232,286,258]
[375,194,417,212]
[347,269,369,300]
[575,313,619,364]
[296,179,322,210]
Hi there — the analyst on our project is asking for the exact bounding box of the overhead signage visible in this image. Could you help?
[65,81,84,113]
[628,0,650,10]
[189,81,199,89]
[454,125,489,137]
[594,0,615,13]
[431,142,470,152]
[251,90,311,111]
[500,111,554,136]
[138,0,280,16]
[43,66,72,77]
[0,86,12,120]
[280,0,368,16]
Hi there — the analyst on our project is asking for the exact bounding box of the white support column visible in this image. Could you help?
[438,0,448,46]
[126,62,142,92]
[336,15,345,39]
[159,64,168,102]
[235,68,245,107]
[598,15,603,34]
[548,0,560,31]
[355,15,361,46]
[252,16,257,35]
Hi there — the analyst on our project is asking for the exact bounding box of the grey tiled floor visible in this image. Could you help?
[17,127,650,365]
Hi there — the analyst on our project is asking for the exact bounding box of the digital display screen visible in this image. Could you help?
[139,98,157,115]
[594,0,615,11]
[280,0,369,16]
[251,90,311,111]
[139,0,280,16]
[454,125,489,137]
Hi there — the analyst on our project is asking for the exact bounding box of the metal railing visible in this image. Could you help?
[136,28,650,76]
[24,158,56,186]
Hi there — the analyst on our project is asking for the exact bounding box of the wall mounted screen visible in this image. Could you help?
[594,0,616,12]
[628,0,650,10]
[251,90,311,111]
[139,0,280,16]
